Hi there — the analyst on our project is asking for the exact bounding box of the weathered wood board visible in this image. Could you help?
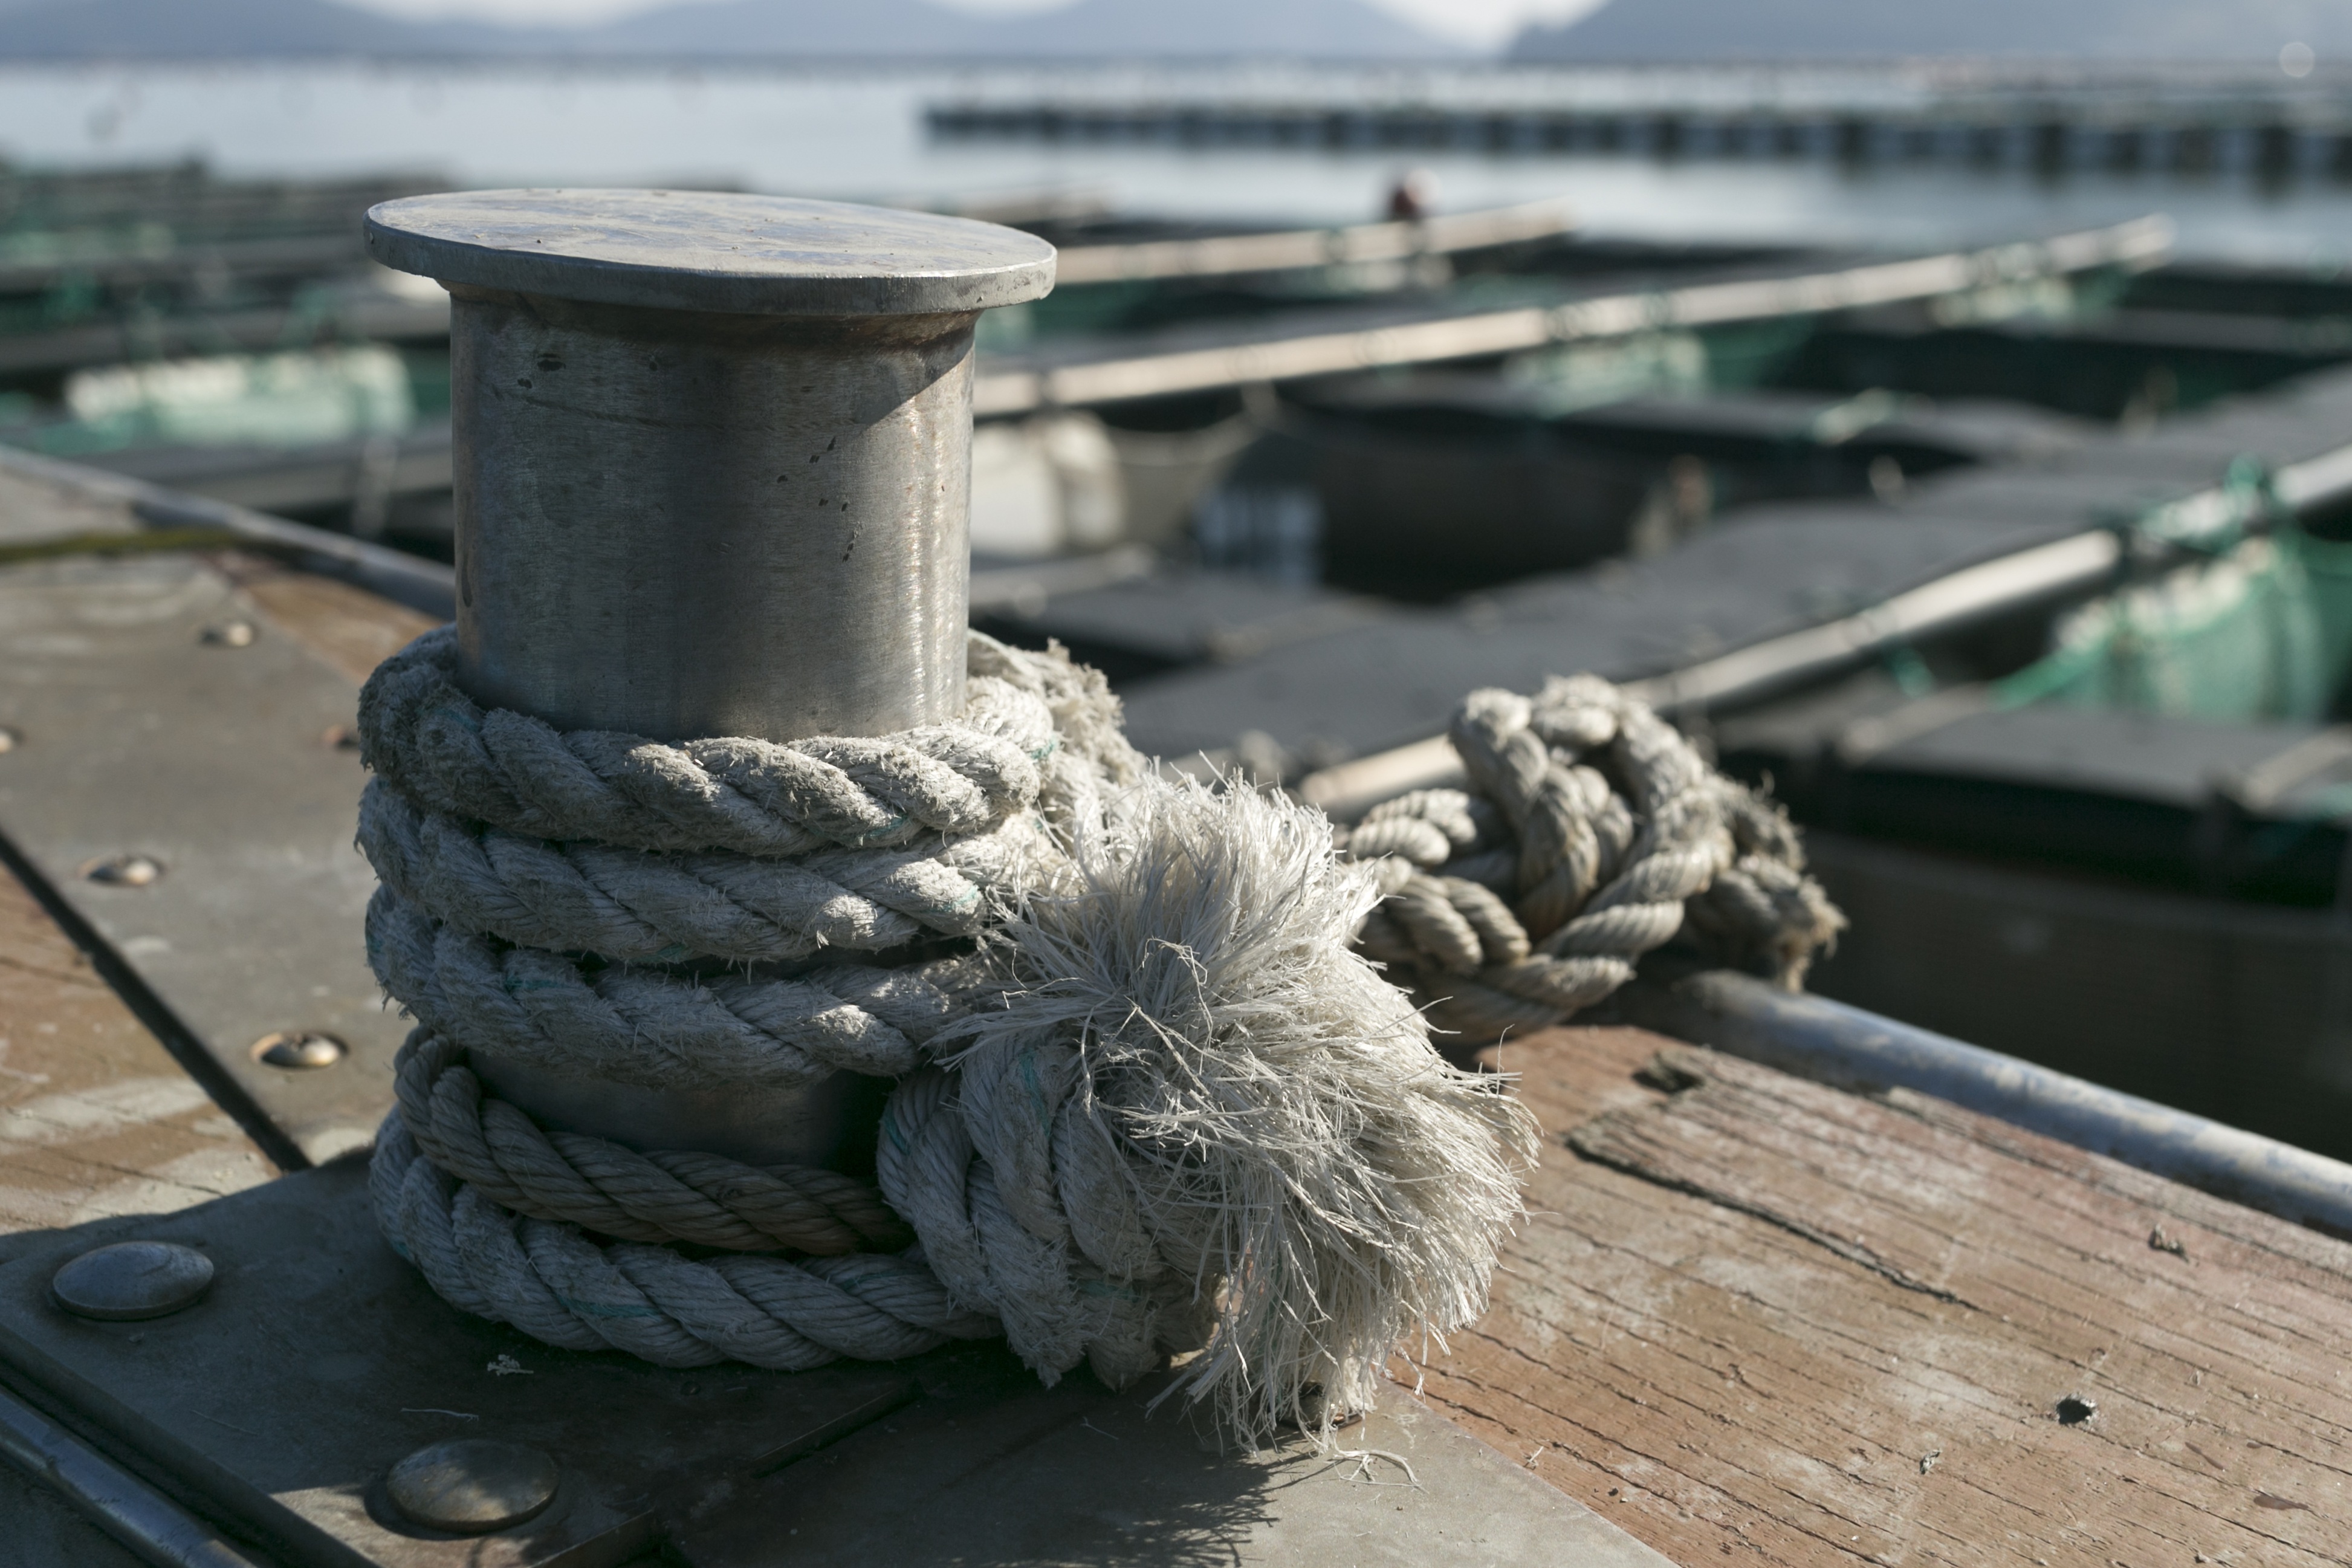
[1410,1028,2352,1567]
[0,543,439,1165]
[0,860,275,1234]
[209,548,441,685]
[0,855,272,1568]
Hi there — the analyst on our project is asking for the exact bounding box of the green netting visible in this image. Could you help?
[2300,525,2352,689]
[1996,525,2352,722]
[4,344,416,458]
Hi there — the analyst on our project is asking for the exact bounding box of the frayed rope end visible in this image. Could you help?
[908,774,1540,1443]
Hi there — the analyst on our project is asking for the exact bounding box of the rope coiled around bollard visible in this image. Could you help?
[360,777,1052,964]
[371,1116,999,1370]
[360,626,1539,1436]
[364,883,972,1087]
[358,627,1061,857]
[392,1032,910,1252]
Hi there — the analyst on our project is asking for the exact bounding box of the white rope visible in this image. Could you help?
[358,626,1061,857]
[357,621,1841,1434]
[360,626,1537,1439]
[912,775,1540,1435]
[1341,675,1845,1039]
[371,1117,999,1369]
[394,1031,910,1252]
[360,777,1055,964]
[364,884,963,1087]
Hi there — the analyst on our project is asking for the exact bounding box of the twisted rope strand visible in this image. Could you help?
[363,629,1193,1390]
[374,1116,996,1370]
[361,777,1054,965]
[361,624,1541,1435]
[1341,673,1843,1039]
[366,885,954,1088]
[359,627,1058,858]
[394,1031,910,1253]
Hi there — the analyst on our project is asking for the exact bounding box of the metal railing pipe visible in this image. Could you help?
[0,1383,263,1568]
[1615,970,2352,1238]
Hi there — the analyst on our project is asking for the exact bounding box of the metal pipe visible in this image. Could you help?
[364,189,1054,1161]
[0,1383,263,1568]
[0,445,458,620]
[1614,970,2352,1239]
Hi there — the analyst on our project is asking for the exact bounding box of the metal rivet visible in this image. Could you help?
[386,1439,559,1535]
[252,1031,346,1070]
[51,1240,215,1321]
[201,621,256,648]
[0,725,19,753]
[80,853,163,887]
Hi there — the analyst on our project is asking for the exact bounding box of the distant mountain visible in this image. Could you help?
[1511,0,2352,60]
[582,0,993,54]
[0,0,534,54]
[0,0,1460,59]
[940,0,1450,57]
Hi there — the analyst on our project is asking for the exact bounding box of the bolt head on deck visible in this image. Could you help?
[252,1030,347,1071]
[80,852,162,887]
[386,1439,561,1534]
[361,188,1057,317]
[51,1240,214,1321]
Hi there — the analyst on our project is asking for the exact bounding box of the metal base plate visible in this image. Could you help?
[0,553,407,1167]
[0,1159,917,1567]
[0,1162,1671,1568]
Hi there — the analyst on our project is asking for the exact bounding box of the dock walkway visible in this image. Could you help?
[0,458,2345,1564]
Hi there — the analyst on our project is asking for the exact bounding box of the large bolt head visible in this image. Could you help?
[251,1031,347,1070]
[386,1439,560,1534]
[51,1240,215,1321]
[79,853,163,887]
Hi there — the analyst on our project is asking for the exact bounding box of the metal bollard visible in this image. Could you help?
[364,189,1055,1169]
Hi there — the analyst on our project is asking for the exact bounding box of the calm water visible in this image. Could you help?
[10,59,2352,264]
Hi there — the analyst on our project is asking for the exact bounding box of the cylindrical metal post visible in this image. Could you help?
[447,294,976,740]
[367,190,1054,743]
[363,189,1055,1168]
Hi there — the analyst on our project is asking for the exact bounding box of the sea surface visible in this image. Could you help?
[9,59,2352,264]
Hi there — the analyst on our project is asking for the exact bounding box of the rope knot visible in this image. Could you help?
[1344,671,1844,1040]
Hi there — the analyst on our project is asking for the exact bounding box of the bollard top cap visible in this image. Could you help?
[364,189,1057,316]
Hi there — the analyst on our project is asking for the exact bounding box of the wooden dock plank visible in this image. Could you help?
[0,473,426,1235]
[1408,1028,2352,1567]
[0,461,140,548]
[0,537,446,1165]
[207,548,441,685]
[0,860,276,1236]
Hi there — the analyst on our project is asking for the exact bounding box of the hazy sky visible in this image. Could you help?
[343,0,1609,48]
